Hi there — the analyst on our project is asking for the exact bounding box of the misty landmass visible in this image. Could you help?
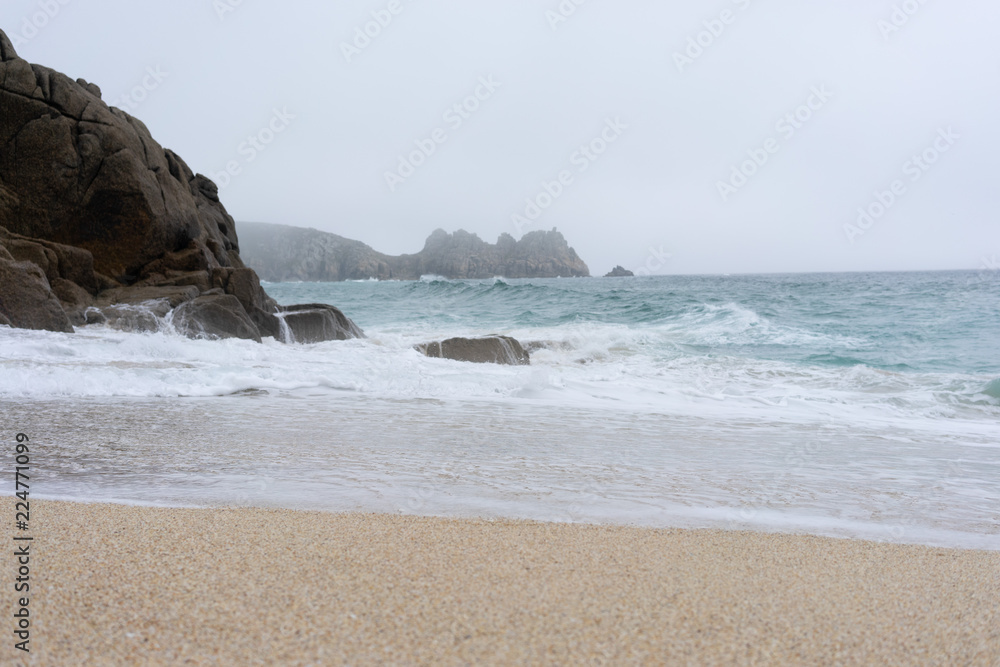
[237,222,590,282]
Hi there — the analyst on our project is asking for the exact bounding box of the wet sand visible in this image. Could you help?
[15,500,1000,665]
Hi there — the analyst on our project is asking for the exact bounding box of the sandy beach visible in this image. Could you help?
[8,499,998,665]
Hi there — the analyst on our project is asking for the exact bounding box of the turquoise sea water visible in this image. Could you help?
[265,271,1000,377]
[2,271,998,548]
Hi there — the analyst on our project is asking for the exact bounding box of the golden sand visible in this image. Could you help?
[8,500,999,665]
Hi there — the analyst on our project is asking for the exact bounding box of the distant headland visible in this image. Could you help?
[237,223,591,282]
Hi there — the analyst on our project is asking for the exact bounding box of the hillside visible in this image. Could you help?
[238,223,591,281]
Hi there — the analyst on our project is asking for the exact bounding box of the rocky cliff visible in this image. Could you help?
[238,223,591,281]
[0,29,361,342]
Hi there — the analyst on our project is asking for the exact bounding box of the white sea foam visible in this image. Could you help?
[10,392,998,551]
[3,274,998,552]
[1,324,996,428]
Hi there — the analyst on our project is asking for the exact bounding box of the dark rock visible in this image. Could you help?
[94,272,121,292]
[0,30,17,63]
[95,285,200,309]
[5,238,59,282]
[0,227,99,293]
[75,78,101,99]
[0,31,362,344]
[216,266,284,341]
[50,277,94,325]
[141,270,212,293]
[98,302,170,333]
[604,265,634,278]
[51,277,93,308]
[84,308,106,325]
[0,258,73,332]
[0,37,240,280]
[279,304,366,344]
[41,240,98,293]
[417,336,530,365]
[225,267,270,313]
[171,295,261,343]
[238,223,590,281]
[250,308,283,341]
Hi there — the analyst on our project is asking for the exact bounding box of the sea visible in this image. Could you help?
[2,271,998,550]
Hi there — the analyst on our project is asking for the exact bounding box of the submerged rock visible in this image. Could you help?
[279,304,365,344]
[522,340,574,353]
[416,336,530,365]
[96,302,172,333]
[171,295,262,343]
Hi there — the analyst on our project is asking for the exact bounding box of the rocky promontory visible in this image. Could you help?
[0,29,361,342]
[238,222,590,282]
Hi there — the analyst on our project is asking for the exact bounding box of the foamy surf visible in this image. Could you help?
[2,272,998,550]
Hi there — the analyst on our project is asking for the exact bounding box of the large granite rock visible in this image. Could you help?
[94,285,201,309]
[238,222,591,281]
[416,336,531,365]
[50,277,94,325]
[0,31,238,280]
[279,304,365,344]
[0,257,74,332]
[0,226,99,292]
[0,30,363,344]
[171,295,262,343]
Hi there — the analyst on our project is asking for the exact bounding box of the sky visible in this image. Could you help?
[2,0,999,275]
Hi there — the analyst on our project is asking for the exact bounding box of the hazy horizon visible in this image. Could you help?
[240,219,998,278]
[2,1,998,276]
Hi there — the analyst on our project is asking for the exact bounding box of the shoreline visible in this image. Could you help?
[18,499,1000,665]
[23,493,1000,553]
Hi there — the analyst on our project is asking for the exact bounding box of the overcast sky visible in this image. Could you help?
[3,0,998,275]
